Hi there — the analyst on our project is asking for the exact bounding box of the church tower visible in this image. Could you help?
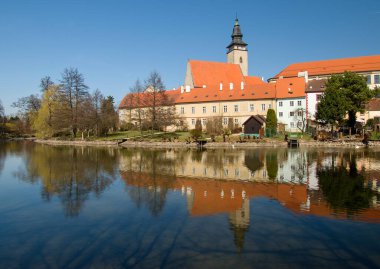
[227,18,248,76]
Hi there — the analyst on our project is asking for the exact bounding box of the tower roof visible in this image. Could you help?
[227,18,247,50]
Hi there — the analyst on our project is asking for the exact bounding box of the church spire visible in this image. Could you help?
[226,17,249,76]
[227,18,247,52]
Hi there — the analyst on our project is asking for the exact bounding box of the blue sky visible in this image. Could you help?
[0,0,379,114]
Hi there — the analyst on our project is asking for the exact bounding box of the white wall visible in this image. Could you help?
[276,97,306,132]
[306,92,323,121]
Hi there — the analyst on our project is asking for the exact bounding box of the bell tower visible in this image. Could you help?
[227,18,248,76]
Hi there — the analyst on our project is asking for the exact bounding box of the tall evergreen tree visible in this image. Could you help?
[266,108,277,136]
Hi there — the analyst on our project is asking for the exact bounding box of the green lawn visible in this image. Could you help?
[93,130,191,142]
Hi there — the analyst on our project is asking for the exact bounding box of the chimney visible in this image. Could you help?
[298,71,309,82]
[220,82,223,91]
[240,81,244,90]
[180,86,184,93]
[230,82,234,90]
[203,85,206,88]
[185,85,190,92]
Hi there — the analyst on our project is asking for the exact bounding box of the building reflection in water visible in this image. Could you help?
[120,148,380,233]
[9,142,380,225]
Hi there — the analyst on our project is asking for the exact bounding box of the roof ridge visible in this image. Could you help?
[288,54,380,66]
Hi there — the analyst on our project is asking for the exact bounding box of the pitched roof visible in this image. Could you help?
[244,76,265,85]
[273,55,380,79]
[367,98,380,111]
[189,60,245,87]
[305,79,327,93]
[118,88,180,109]
[176,83,276,104]
[275,77,306,99]
[242,115,266,125]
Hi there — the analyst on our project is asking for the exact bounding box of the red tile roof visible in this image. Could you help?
[189,60,244,87]
[119,60,277,108]
[176,83,276,104]
[275,77,306,99]
[273,55,380,79]
[118,88,180,109]
[367,98,380,111]
[245,76,265,85]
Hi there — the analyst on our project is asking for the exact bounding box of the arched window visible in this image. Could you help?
[239,57,243,63]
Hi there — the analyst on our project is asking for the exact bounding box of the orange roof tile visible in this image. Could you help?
[189,60,245,87]
[367,98,380,111]
[118,88,180,109]
[273,55,380,79]
[176,83,276,104]
[275,77,306,99]
[244,76,265,85]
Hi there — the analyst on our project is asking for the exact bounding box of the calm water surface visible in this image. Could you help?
[0,141,380,268]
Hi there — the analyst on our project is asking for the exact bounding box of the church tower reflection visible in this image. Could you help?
[229,198,250,251]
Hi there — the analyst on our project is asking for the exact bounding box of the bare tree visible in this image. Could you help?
[60,67,89,136]
[293,108,307,134]
[12,94,41,115]
[12,94,41,133]
[0,99,5,135]
[0,99,4,118]
[40,76,54,92]
[206,116,223,136]
[144,71,166,131]
[130,79,144,133]
[91,89,104,136]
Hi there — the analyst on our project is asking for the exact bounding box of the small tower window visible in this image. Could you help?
[240,57,243,63]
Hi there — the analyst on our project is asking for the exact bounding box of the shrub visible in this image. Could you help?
[190,129,203,141]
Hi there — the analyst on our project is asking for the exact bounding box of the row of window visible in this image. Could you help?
[191,118,240,125]
[182,104,272,114]
[289,122,303,128]
[278,111,303,117]
[278,100,302,107]
[188,166,267,178]
[367,74,380,85]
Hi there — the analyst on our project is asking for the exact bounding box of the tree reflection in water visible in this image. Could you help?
[0,141,6,175]
[14,144,119,217]
[317,152,378,216]
[124,149,176,216]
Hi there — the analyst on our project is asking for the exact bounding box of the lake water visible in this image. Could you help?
[0,141,380,269]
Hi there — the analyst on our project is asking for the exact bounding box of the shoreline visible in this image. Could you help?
[29,138,380,149]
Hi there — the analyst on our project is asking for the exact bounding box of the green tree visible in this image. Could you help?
[266,108,277,136]
[323,72,373,133]
[316,85,348,132]
[33,85,70,137]
[100,96,118,135]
